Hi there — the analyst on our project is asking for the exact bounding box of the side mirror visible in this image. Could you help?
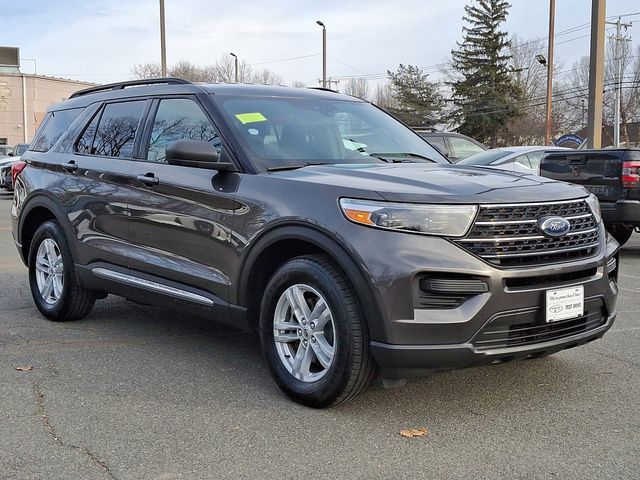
[165,140,237,171]
[8,152,14,157]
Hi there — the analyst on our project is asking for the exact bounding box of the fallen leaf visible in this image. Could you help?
[15,366,33,372]
[400,427,428,438]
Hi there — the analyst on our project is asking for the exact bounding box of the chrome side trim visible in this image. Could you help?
[92,268,214,306]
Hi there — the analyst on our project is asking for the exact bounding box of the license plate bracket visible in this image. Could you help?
[545,286,584,323]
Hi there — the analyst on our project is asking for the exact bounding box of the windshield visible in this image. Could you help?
[457,149,514,166]
[213,94,447,171]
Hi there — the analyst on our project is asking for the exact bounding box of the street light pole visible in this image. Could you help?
[230,53,238,83]
[544,0,555,145]
[316,21,326,88]
[159,0,167,77]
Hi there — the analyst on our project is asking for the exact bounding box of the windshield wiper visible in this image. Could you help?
[267,162,333,172]
[367,152,434,163]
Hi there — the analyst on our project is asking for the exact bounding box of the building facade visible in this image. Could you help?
[0,73,94,147]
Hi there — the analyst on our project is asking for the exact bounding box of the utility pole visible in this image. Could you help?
[586,0,606,149]
[545,0,556,145]
[605,17,632,147]
[318,77,339,90]
[159,0,167,77]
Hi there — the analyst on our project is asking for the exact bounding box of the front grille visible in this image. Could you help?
[472,297,606,350]
[454,200,600,267]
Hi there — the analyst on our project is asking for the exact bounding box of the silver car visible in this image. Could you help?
[458,146,571,174]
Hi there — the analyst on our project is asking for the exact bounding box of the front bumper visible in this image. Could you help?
[339,220,619,377]
[372,312,615,378]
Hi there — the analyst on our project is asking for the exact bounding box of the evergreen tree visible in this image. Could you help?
[450,0,522,145]
[386,64,443,127]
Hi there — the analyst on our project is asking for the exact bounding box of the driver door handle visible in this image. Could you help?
[136,173,159,186]
[62,161,78,172]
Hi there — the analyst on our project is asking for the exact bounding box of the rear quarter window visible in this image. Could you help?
[30,108,83,152]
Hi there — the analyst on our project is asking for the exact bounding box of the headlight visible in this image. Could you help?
[585,194,602,224]
[339,198,477,237]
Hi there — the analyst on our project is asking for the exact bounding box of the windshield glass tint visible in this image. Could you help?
[214,95,447,170]
[457,149,514,166]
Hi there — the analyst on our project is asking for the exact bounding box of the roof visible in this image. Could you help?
[55,79,360,111]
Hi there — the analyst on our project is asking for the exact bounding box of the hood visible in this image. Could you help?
[272,163,587,204]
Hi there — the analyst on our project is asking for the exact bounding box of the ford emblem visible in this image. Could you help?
[538,216,571,237]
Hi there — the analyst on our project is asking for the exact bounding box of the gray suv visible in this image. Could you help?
[12,79,619,407]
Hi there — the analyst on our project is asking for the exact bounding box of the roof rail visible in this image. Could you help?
[307,87,339,93]
[70,77,192,98]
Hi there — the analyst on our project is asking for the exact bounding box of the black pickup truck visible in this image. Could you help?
[540,148,640,245]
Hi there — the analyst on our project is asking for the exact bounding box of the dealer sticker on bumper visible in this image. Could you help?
[545,286,584,322]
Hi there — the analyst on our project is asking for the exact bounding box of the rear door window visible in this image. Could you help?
[146,98,221,163]
[77,101,146,158]
[31,108,83,152]
[426,135,447,156]
[526,151,544,170]
[513,153,533,169]
[448,136,484,159]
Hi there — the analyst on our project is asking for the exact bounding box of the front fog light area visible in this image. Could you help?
[339,198,477,237]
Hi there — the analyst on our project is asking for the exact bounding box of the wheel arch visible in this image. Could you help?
[18,195,76,266]
[236,223,388,342]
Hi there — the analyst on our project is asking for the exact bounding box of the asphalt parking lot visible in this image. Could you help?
[1,191,639,480]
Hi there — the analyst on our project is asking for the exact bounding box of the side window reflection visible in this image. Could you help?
[147,99,221,163]
[76,101,146,158]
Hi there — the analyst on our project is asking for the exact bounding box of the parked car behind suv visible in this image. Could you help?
[414,129,487,162]
[12,79,619,407]
[458,146,570,175]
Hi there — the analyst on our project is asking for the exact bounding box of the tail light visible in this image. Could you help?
[11,160,27,184]
[622,161,640,188]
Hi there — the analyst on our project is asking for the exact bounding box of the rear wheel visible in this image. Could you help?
[28,221,95,321]
[608,224,633,246]
[259,255,375,408]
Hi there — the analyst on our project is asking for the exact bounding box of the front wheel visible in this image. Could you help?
[259,255,375,408]
[28,221,96,321]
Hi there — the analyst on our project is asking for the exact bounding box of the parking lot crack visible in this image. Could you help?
[30,379,117,480]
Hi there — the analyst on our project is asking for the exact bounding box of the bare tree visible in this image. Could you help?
[373,82,398,111]
[251,69,283,85]
[131,56,283,85]
[291,80,307,88]
[556,39,640,145]
[131,62,162,79]
[500,35,548,144]
[342,78,370,100]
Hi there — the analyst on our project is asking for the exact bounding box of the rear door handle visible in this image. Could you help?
[136,173,159,186]
[62,161,78,172]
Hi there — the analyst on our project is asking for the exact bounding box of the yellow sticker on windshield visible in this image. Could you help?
[235,112,267,124]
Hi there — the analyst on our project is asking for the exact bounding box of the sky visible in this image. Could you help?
[2,0,639,88]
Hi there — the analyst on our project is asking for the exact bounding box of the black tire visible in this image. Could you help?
[28,220,95,321]
[608,224,633,246]
[259,255,375,408]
